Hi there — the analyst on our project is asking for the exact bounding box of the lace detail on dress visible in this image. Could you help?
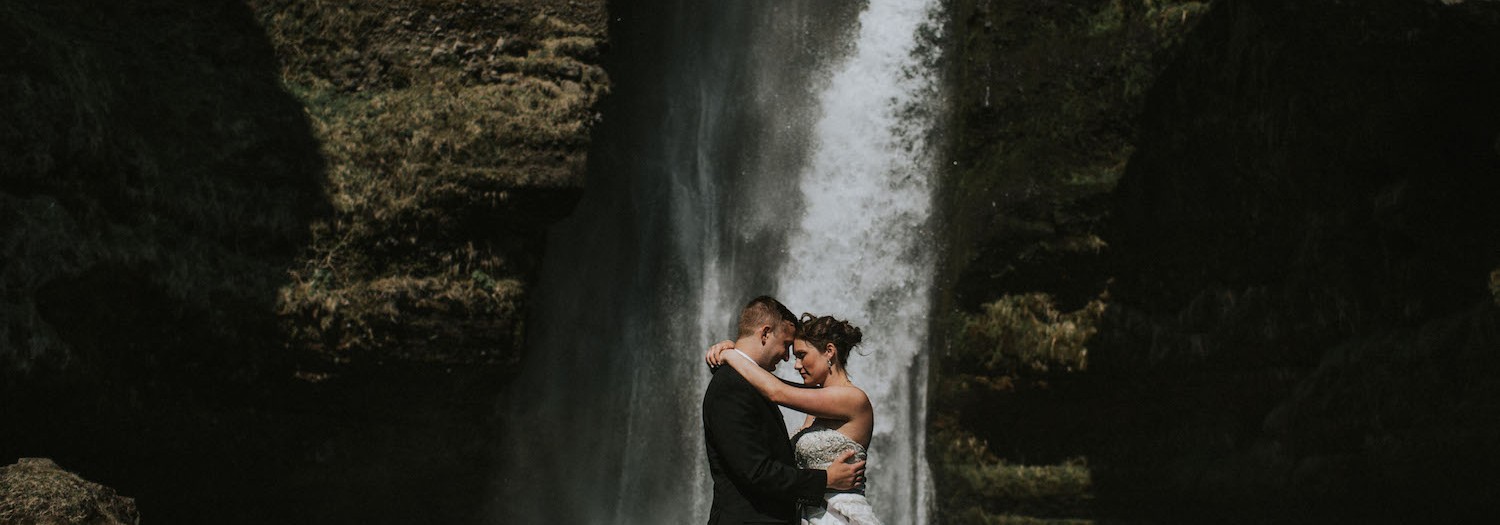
[791,425,867,470]
[792,425,881,525]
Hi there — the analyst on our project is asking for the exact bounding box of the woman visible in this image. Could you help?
[705,313,881,525]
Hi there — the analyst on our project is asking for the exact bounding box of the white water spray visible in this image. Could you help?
[497,0,943,522]
[776,0,944,523]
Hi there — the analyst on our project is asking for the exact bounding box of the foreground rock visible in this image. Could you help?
[0,458,139,525]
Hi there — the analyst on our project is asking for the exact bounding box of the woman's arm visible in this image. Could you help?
[713,344,869,422]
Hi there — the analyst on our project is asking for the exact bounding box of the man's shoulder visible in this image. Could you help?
[704,365,754,397]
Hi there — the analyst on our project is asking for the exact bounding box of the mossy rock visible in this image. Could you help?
[0,458,139,525]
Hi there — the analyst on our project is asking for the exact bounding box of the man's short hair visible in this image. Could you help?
[737,295,799,338]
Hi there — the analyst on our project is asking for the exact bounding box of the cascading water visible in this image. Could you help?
[774,0,944,522]
[494,0,943,522]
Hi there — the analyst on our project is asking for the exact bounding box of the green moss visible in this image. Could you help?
[250,0,609,365]
[951,293,1105,376]
[1491,268,1499,305]
[932,416,1097,522]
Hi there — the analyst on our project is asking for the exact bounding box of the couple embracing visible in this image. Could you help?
[702,296,882,525]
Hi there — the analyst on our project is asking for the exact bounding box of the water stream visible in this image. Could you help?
[496,0,943,522]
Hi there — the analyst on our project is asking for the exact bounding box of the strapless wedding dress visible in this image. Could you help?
[792,425,882,525]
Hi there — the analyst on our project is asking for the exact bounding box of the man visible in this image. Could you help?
[703,296,865,524]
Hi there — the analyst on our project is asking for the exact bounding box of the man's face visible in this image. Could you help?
[758,320,795,370]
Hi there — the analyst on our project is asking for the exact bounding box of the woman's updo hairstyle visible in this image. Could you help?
[798,313,863,374]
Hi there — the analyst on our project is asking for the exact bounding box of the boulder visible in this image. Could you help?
[0,458,138,525]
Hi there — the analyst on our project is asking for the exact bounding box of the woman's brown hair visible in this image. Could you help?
[798,313,863,375]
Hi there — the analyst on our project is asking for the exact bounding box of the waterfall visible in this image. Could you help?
[494,0,943,522]
[775,0,943,522]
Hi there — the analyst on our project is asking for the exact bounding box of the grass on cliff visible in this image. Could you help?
[934,291,1107,523]
[951,293,1106,376]
[932,413,1096,523]
[248,0,609,364]
[1491,267,1499,305]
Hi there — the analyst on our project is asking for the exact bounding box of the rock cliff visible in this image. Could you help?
[934,0,1500,521]
[257,0,608,368]
[1,0,607,522]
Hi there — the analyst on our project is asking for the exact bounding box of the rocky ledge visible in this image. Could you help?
[257,0,610,369]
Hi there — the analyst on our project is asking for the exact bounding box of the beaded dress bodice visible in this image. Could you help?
[791,425,867,471]
[790,424,880,523]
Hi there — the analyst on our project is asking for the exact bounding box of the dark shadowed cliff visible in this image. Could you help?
[7,0,1498,522]
[934,0,1500,522]
[1,0,606,522]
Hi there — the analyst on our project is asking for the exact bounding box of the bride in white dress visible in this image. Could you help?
[705,313,883,525]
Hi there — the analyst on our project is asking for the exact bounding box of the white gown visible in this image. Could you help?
[792,425,882,525]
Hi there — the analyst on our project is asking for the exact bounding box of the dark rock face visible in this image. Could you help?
[1,1,607,523]
[1099,0,1500,517]
[0,458,139,525]
[935,0,1500,521]
[1114,0,1500,324]
[0,0,326,388]
[931,0,1207,520]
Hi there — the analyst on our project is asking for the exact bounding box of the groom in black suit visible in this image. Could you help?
[703,296,865,524]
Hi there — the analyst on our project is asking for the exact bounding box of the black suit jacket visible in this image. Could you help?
[703,365,825,524]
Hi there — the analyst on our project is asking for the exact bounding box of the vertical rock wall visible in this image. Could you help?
[256,0,609,370]
[1,1,608,522]
[934,0,1500,521]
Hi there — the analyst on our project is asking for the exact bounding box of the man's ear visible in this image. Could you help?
[760,325,774,344]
